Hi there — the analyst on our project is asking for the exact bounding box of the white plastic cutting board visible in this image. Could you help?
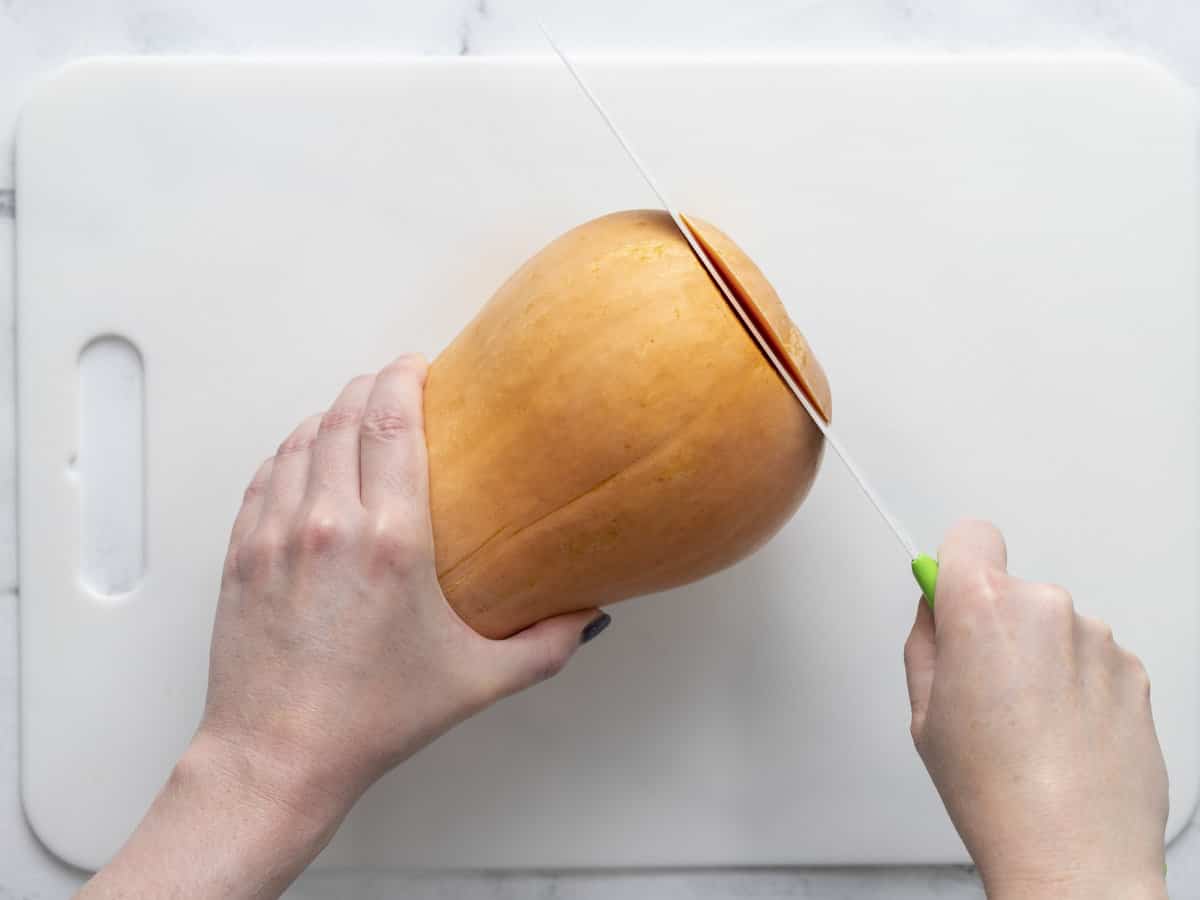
[17,56,1199,871]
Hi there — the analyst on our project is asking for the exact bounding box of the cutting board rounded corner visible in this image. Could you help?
[15,56,124,152]
[19,765,103,874]
[1105,52,1198,110]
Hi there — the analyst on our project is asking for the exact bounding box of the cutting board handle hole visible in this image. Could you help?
[78,335,145,599]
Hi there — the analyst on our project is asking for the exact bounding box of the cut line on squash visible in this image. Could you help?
[679,213,831,423]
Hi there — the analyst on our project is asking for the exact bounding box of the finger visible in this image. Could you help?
[308,374,375,504]
[938,519,1008,573]
[259,414,323,526]
[903,596,936,733]
[224,457,273,580]
[487,609,610,699]
[229,457,273,551]
[933,519,1009,622]
[360,355,430,513]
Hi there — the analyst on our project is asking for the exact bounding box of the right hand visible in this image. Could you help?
[904,520,1169,900]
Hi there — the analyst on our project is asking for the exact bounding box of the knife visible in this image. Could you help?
[540,24,940,607]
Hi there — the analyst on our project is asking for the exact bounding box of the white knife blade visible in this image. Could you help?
[540,23,923,565]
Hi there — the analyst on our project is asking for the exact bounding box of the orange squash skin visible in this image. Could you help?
[424,210,832,638]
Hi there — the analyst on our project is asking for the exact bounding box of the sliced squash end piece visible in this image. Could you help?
[679,213,832,424]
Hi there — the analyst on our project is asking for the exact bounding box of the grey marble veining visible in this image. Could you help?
[2,1,1199,897]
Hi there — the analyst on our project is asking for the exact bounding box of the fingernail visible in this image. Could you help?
[580,612,611,645]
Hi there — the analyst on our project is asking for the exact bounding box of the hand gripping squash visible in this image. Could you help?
[424,210,832,638]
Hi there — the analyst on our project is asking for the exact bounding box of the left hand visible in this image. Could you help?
[201,353,605,817]
[77,354,608,899]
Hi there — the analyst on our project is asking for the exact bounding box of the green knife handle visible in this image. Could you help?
[912,554,939,609]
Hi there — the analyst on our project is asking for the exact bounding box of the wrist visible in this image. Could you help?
[78,732,355,899]
[178,730,352,870]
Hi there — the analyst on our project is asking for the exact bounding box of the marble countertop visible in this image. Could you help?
[2,1,1199,897]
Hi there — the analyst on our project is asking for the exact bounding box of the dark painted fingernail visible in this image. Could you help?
[580,612,611,645]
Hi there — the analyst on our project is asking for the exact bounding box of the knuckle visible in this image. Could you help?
[1037,584,1075,617]
[294,508,350,554]
[1084,615,1114,644]
[369,518,430,576]
[319,406,363,434]
[360,406,417,442]
[235,528,283,577]
[276,430,316,457]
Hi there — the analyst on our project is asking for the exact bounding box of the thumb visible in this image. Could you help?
[489,609,612,698]
[903,595,936,741]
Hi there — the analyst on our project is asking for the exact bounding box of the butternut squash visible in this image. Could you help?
[425,210,832,638]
